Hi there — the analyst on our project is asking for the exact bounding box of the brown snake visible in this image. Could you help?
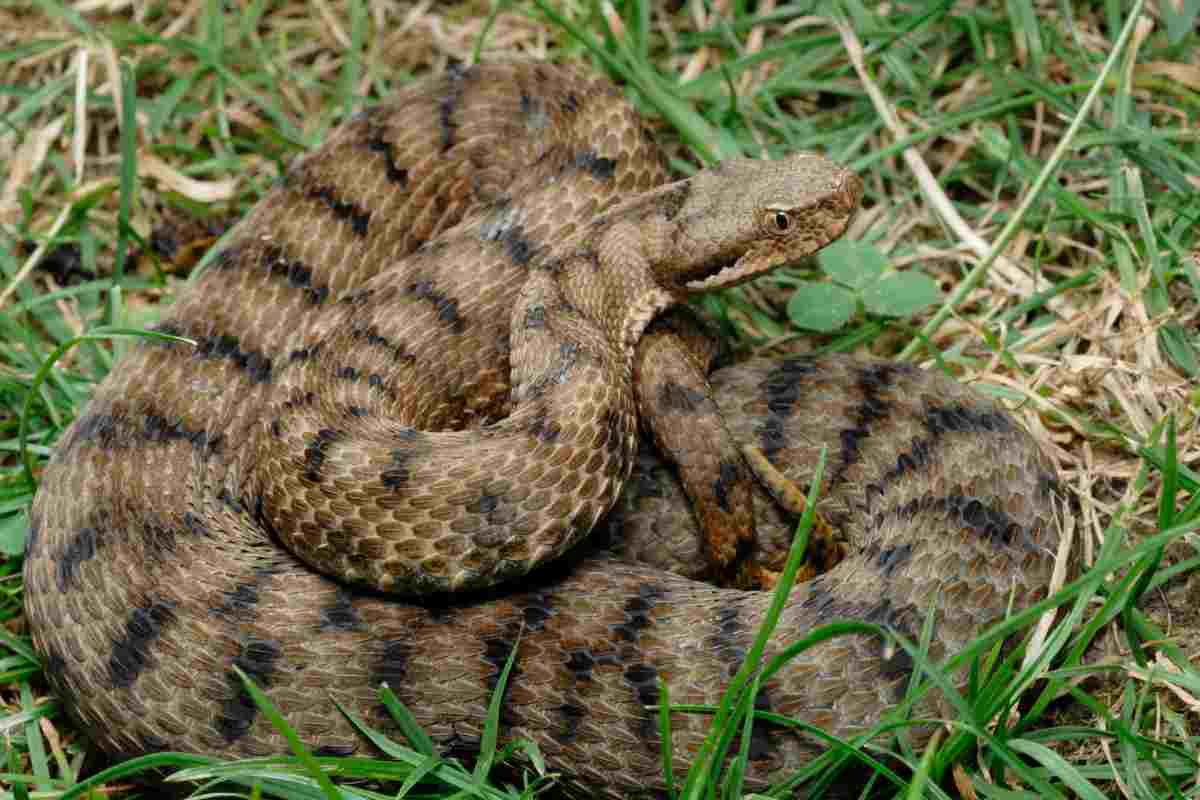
[24,61,1061,797]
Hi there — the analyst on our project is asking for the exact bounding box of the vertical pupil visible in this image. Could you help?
[775,212,789,230]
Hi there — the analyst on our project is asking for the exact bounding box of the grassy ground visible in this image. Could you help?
[3,0,1200,798]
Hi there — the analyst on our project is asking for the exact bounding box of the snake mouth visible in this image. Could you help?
[681,209,857,292]
[678,255,743,292]
[679,169,861,293]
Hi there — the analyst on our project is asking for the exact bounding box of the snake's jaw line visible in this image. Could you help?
[667,153,863,293]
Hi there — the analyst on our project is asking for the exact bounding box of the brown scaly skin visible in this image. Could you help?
[24,62,1061,797]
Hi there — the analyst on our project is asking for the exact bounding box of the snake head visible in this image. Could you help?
[659,153,863,293]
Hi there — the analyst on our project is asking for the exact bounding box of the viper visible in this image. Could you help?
[24,61,1060,797]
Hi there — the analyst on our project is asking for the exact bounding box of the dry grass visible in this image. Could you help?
[2,1,1199,798]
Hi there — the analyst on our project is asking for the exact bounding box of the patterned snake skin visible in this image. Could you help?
[24,61,1061,796]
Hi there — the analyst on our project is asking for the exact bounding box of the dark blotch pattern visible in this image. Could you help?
[407,279,465,333]
[438,62,469,151]
[557,702,587,743]
[56,525,100,591]
[348,323,414,363]
[195,333,274,384]
[319,588,363,631]
[303,428,343,483]
[314,743,357,757]
[875,402,1016,493]
[623,662,661,745]
[613,583,661,642]
[212,581,261,622]
[875,493,1028,549]
[217,639,283,744]
[756,358,820,459]
[107,600,178,689]
[24,510,42,560]
[62,408,222,457]
[657,380,706,414]
[711,603,744,677]
[828,363,901,488]
[571,150,617,180]
[288,343,322,363]
[521,589,555,632]
[259,244,330,305]
[746,688,777,761]
[305,185,370,236]
[500,224,536,266]
[482,634,523,725]
[712,460,740,513]
[372,639,411,689]
[925,404,1012,437]
[365,131,408,186]
[381,444,414,490]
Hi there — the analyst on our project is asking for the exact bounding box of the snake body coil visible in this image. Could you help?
[25,62,1060,796]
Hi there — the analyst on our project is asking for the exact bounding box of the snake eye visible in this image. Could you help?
[773,211,789,231]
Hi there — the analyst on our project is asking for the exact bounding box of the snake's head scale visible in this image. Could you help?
[659,153,862,293]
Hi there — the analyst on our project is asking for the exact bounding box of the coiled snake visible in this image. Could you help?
[24,61,1061,796]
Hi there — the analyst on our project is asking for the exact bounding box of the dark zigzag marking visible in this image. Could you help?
[305,184,370,236]
[623,662,660,746]
[709,602,744,677]
[406,279,464,333]
[364,129,409,186]
[438,61,470,152]
[52,514,199,594]
[260,244,330,305]
[211,244,330,305]
[303,428,344,483]
[481,589,558,732]
[107,599,178,689]
[60,404,223,456]
[712,460,741,514]
[704,599,782,762]
[380,428,421,491]
[478,199,539,267]
[217,639,283,743]
[154,321,274,385]
[869,403,1016,502]
[372,639,410,688]
[319,587,364,631]
[64,513,210,596]
[482,633,523,727]
[209,562,286,622]
[872,492,1035,551]
[558,645,623,747]
[756,357,821,460]
[347,323,416,363]
[826,362,906,489]
[570,150,617,180]
[798,588,917,693]
[55,525,98,591]
[657,380,706,414]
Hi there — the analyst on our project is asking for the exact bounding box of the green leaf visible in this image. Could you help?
[817,239,887,290]
[0,511,27,557]
[861,271,943,318]
[786,282,855,332]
